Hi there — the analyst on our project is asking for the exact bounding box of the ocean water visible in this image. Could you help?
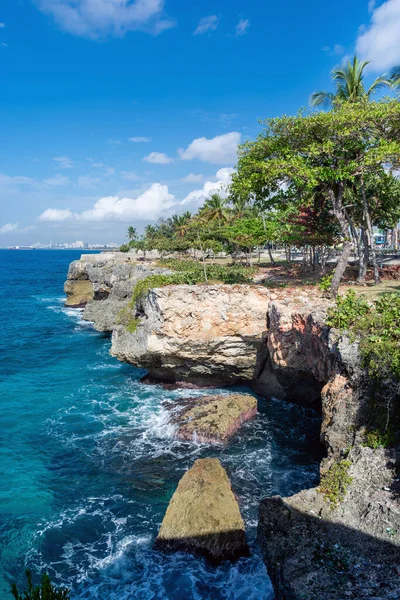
[0,249,321,600]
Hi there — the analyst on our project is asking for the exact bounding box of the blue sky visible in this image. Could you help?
[1,0,400,244]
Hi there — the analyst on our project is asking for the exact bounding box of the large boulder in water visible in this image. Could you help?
[166,393,258,443]
[155,458,249,562]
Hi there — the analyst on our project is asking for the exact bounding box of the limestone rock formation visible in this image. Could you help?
[63,256,399,598]
[155,458,249,562]
[64,253,171,330]
[258,446,400,600]
[64,279,94,307]
[111,284,269,385]
[166,393,258,443]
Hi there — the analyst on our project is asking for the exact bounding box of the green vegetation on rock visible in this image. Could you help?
[363,428,395,449]
[328,290,400,446]
[327,290,400,380]
[318,460,353,508]
[116,261,256,335]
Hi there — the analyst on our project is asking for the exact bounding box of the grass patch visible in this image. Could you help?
[318,459,353,508]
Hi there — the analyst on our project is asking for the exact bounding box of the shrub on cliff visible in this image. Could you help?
[327,290,400,446]
[11,570,70,599]
[156,259,256,284]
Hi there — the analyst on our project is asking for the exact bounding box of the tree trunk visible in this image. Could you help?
[331,241,353,299]
[268,242,275,264]
[361,181,381,285]
[358,228,368,283]
[329,185,353,298]
[394,227,399,251]
[197,235,207,281]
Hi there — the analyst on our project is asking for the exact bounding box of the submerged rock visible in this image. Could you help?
[166,393,258,443]
[155,458,249,562]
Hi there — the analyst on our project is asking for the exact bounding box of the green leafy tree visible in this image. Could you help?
[231,99,400,297]
[223,218,267,266]
[310,56,391,108]
[11,570,70,600]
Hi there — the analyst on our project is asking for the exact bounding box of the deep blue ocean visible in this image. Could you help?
[0,249,321,600]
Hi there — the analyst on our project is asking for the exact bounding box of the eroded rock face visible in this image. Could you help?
[64,279,94,307]
[166,393,258,443]
[64,253,171,331]
[111,284,270,385]
[258,446,400,600]
[155,458,249,562]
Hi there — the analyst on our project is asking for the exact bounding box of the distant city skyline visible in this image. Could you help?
[0,240,120,250]
[1,1,400,244]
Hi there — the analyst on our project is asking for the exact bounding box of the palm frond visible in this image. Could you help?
[390,65,400,86]
[309,91,335,109]
[367,75,392,96]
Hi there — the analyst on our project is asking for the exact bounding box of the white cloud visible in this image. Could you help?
[356,0,400,71]
[121,171,141,180]
[53,156,73,169]
[89,162,115,176]
[0,23,5,28]
[368,0,376,12]
[143,151,174,164]
[181,173,204,183]
[39,208,73,221]
[235,18,249,36]
[108,138,122,145]
[322,44,345,56]
[43,173,70,186]
[180,168,235,207]
[77,175,102,189]
[179,132,241,164]
[0,174,34,186]
[36,167,234,224]
[34,0,176,39]
[1,42,9,47]
[129,136,151,142]
[78,184,175,221]
[193,15,219,35]
[0,223,18,233]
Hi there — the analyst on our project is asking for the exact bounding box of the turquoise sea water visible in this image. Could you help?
[0,249,321,600]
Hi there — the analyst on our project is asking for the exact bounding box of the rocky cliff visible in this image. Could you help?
[111,283,269,385]
[64,253,171,330]
[64,255,399,599]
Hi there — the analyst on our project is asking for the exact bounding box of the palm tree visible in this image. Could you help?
[310,56,391,108]
[231,197,252,218]
[144,224,157,239]
[201,193,230,222]
[127,226,137,241]
[173,212,192,238]
[390,65,400,87]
